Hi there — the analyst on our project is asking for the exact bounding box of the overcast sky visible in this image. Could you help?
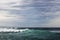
[0,0,60,27]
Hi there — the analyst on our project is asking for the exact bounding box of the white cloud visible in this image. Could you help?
[0,0,32,27]
[47,16,60,27]
[0,10,24,22]
[0,0,23,10]
[0,11,25,27]
[42,11,60,27]
[0,11,10,20]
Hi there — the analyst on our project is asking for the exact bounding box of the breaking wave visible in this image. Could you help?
[0,29,60,40]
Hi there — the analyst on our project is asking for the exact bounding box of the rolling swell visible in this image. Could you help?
[0,29,60,40]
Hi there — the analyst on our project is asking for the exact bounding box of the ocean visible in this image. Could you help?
[0,29,60,40]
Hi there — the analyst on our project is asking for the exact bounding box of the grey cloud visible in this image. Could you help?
[0,0,60,27]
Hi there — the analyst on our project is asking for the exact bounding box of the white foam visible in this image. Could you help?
[50,30,60,33]
[0,28,29,32]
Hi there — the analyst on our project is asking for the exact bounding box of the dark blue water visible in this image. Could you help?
[0,29,60,40]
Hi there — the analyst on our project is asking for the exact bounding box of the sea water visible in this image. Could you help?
[0,29,60,40]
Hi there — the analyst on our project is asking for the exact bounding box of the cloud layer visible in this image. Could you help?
[0,0,60,27]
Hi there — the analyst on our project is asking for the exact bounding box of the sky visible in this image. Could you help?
[0,0,60,27]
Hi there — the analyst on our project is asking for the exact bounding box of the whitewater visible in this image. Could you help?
[0,28,29,32]
[0,29,60,40]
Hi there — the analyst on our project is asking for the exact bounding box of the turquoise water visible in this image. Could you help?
[0,29,60,40]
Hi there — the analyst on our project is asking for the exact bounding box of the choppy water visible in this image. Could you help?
[0,29,60,40]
